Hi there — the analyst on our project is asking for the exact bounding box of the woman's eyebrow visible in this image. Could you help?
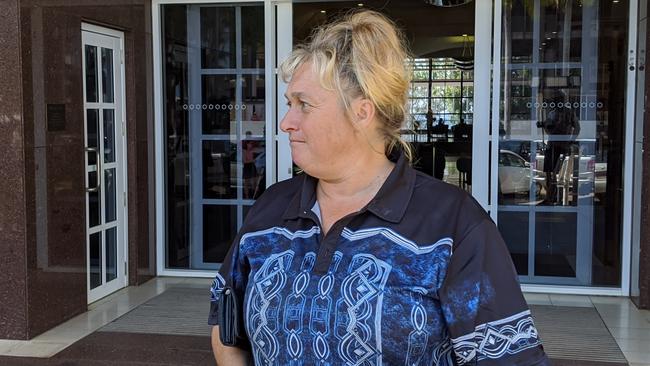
[284,91,309,100]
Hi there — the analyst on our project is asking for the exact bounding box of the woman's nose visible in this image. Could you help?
[280,109,298,133]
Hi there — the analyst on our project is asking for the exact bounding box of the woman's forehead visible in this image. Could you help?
[287,64,319,92]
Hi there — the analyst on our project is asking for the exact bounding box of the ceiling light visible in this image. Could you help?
[320,10,326,13]
[358,3,364,6]
[546,37,551,40]
[462,34,468,37]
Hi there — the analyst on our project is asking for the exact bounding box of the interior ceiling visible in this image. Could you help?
[292,0,475,59]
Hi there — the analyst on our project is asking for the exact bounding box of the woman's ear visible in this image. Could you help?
[351,97,376,128]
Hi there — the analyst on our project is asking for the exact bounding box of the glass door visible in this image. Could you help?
[493,0,633,288]
[161,2,272,271]
[82,25,128,303]
[189,3,266,269]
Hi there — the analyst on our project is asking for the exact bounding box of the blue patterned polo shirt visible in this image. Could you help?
[208,152,549,366]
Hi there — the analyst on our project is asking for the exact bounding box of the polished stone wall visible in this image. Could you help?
[0,0,29,340]
[0,0,155,339]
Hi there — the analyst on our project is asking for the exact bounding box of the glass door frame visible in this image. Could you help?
[82,23,129,303]
[153,0,286,276]
[485,0,640,296]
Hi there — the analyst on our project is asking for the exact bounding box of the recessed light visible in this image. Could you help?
[546,37,551,40]
[320,10,326,13]
[542,42,546,45]
[552,31,558,34]
[613,0,619,3]
[358,3,364,6]
[462,34,468,37]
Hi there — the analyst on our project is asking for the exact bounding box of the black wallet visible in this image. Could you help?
[217,286,242,346]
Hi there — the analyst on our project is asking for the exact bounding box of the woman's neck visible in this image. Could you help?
[316,154,394,204]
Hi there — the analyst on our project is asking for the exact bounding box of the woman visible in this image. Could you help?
[209,10,549,366]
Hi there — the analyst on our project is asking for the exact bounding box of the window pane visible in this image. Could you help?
[203,205,237,263]
[103,109,115,163]
[203,140,236,199]
[106,227,117,282]
[89,232,102,289]
[498,211,529,276]
[241,6,265,69]
[101,48,114,103]
[88,171,100,228]
[202,75,237,135]
[201,7,236,69]
[85,45,98,103]
[535,212,577,277]
[105,168,116,223]
[86,109,99,166]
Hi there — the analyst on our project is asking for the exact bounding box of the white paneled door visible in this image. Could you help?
[82,24,128,303]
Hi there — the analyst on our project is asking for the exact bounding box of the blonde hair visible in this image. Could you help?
[279,10,413,162]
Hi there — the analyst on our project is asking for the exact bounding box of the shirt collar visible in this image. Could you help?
[282,150,416,223]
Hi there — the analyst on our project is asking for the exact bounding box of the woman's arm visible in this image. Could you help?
[211,326,251,365]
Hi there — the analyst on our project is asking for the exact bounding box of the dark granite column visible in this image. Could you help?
[0,0,156,340]
[0,0,29,340]
[639,8,650,309]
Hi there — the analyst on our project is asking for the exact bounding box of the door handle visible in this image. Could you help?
[85,147,101,192]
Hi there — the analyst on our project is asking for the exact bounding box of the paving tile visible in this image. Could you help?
[524,293,552,305]
[550,294,594,307]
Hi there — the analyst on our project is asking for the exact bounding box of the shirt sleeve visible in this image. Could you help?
[207,229,250,348]
[438,219,550,366]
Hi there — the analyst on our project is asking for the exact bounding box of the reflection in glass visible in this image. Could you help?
[101,48,114,103]
[103,109,115,163]
[535,213,577,278]
[498,212,529,276]
[201,7,236,69]
[163,4,266,270]
[202,75,236,135]
[203,205,236,263]
[241,6,265,69]
[88,171,100,227]
[105,168,116,223]
[89,232,102,289]
[242,74,266,199]
[85,45,98,103]
[163,4,191,269]
[203,141,235,199]
[497,0,628,286]
[87,109,99,165]
[106,227,117,282]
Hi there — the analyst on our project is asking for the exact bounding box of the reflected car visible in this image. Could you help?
[499,150,545,196]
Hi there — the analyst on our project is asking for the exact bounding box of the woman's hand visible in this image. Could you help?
[211,326,251,365]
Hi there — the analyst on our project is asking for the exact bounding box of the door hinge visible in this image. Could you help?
[120,49,124,65]
[124,262,127,276]
[122,120,126,136]
[123,192,127,207]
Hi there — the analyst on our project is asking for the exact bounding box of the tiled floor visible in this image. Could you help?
[523,293,650,366]
[0,277,212,358]
[0,278,648,365]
